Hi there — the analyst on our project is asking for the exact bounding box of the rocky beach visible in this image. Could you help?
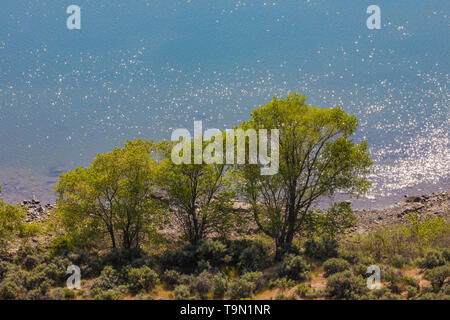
[21,190,450,235]
[353,190,450,232]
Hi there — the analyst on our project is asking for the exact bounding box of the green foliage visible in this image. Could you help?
[226,239,272,272]
[190,271,213,299]
[359,287,402,300]
[0,279,23,300]
[278,254,311,281]
[160,240,229,273]
[91,266,120,291]
[270,277,296,292]
[0,185,31,250]
[306,202,357,239]
[406,285,418,299]
[341,213,450,263]
[304,236,339,261]
[417,249,447,270]
[126,266,159,294]
[295,284,310,298]
[326,270,368,299]
[160,239,271,274]
[162,269,182,290]
[212,273,228,298]
[233,93,372,254]
[323,258,350,277]
[55,139,166,250]
[227,278,255,299]
[424,265,450,291]
[241,271,266,292]
[389,254,407,268]
[173,284,192,300]
[158,137,237,244]
[94,289,124,300]
[235,240,272,272]
[63,288,76,299]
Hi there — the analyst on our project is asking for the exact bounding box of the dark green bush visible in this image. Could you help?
[440,248,450,263]
[295,284,310,298]
[323,258,350,277]
[94,289,124,300]
[91,266,120,291]
[63,288,76,299]
[191,271,213,298]
[237,241,272,272]
[383,267,404,293]
[174,284,192,300]
[160,240,227,273]
[304,236,339,261]
[127,266,159,294]
[212,273,228,298]
[241,271,266,292]
[196,240,228,268]
[406,286,418,299]
[326,271,367,299]
[162,269,182,290]
[389,254,407,268]
[0,261,11,282]
[417,250,446,270]
[360,288,401,300]
[417,291,450,300]
[102,248,146,268]
[227,278,255,299]
[0,280,23,300]
[424,265,450,291]
[269,277,296,291]
[278,254,311,281]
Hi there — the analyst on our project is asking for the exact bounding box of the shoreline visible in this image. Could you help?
[20,188,450,231]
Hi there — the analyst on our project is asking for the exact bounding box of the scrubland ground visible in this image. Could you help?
[0,191,449,300]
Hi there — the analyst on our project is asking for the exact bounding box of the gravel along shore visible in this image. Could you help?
[353,190,450,232]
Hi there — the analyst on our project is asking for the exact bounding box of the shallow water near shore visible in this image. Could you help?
[0,1,449,207]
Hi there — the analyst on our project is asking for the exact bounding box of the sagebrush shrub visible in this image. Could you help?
[406,286,418,299]
[191,271,213,298]
[91,266,120,291]
[304,236,339,261]
[174,284,191,300]
[241,271,266,292]
[424,265,450,291]
[94,289,124,300]
[323,258,350,277]
[162,269,182,289]
[390,254,407,268]
[212,274,228,298]
[227,278,255,299]
[63,288,76,299]
[237,241,272,272]
[418,250,446,270]
[0,280,23,300]
[278,254,311,281]
[326,271,367,299]
[127,266,159,294]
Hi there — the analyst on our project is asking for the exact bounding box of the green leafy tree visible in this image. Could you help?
[234,93,372,258]
[158,137,237,244]
[0,185,29,250]
[55,139,166,250]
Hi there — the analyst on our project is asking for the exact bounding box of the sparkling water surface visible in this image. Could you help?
[0,1,448,207]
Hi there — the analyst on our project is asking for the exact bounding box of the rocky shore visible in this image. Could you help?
[353,190,450,232]
[21,197,54,222]
[19,190,449,233]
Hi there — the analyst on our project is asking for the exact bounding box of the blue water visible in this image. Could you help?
[0,1,449,207]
